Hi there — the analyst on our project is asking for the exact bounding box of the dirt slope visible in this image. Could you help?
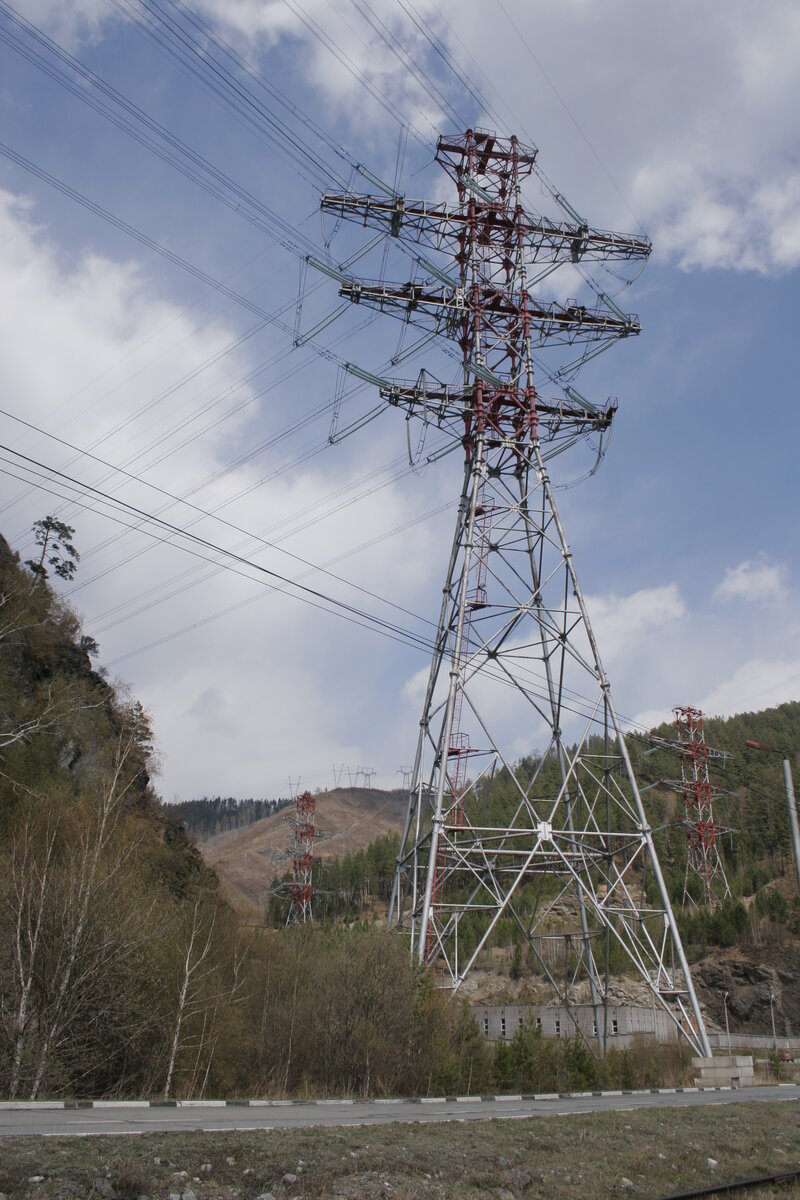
[199,787,406,913]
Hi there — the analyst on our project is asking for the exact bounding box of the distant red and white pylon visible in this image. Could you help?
[287,790,318,924]
[271,789,321,924]
[673,706,732,911]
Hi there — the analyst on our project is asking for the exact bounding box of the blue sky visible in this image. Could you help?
[1,0,798,801]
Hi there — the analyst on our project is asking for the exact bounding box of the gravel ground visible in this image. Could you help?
[1,1101,799,1200]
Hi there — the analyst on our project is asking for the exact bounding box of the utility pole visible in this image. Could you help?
[770,990,777,1051]
[745,740,800,899]
[723,990,731,1056]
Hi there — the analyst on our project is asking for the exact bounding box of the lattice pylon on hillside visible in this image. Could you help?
[271,790,320,924]
[288,790,317,924]
[320,129,711,1057]
[673,706,732,913]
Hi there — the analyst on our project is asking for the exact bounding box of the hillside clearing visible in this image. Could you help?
[199,788,405,912]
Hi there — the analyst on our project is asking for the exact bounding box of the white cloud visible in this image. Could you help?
[633,706,676,734]
[207,0,800,276]
[18,0,114,49]
[634,164,800,274]
[585,583,685,663]
[714,559,787,605]
[0,188,443,800]
[7,0,800,799]
[699,657,800,719]
[26,0,800,275]
[632,657,800,738]
[191,0,447,141]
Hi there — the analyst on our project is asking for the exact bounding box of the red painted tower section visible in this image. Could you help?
[674,706,731,911]
[288,789,317,924]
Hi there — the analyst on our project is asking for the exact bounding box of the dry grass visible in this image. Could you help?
[1,1100,799,1200]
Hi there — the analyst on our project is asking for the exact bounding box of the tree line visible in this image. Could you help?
[0,532,244,1099]
[172,795,293,839]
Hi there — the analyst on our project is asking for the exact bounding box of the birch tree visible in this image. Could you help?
[2,812,58,1098]
[27,734,142,1099]
[163,890,222,1099]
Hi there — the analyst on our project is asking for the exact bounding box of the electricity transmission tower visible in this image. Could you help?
[272,790,321,924]
[671,706,732,912]
[320,129,710,1055]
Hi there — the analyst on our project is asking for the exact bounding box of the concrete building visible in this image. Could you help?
[473,1003,679,1047]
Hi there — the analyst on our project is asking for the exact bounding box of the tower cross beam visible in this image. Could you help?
[382,384,615,433]
[320,193,652,263]
[340,281,638,343]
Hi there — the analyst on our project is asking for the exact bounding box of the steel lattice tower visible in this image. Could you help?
[673,706,731,912]
[320,130,711,1055]
[287,790,317,924]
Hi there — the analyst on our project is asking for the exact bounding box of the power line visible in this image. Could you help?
[494,0,646,233]
[0,406,438,632]
[0,1,680,760]
[1,440,656,737]
[0,442,437,652]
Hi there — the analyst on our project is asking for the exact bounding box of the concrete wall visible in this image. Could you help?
[473,1003,679,1047]
[707,1032,800,1053]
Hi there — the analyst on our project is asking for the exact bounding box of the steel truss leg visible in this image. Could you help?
[391,435,711,1058]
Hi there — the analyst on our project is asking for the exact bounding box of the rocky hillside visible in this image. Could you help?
[0,529,238,1099]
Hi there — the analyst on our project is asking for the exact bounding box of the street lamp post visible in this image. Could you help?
[769,990,777,1051]
[745,740,800,899]
[723,990,731,1057]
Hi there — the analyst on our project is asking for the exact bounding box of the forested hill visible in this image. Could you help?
[173,794,293,838]
[0,528,496,1104]
[456,700,800,884]
[278,702,800,942]
[0,532,237,1100]
[630,701,800,870]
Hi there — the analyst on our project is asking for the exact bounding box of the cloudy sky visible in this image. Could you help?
[1,0,798,801]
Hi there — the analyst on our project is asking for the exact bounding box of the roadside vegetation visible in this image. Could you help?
[1,521,799,1103]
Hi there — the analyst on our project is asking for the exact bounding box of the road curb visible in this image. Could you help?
[1,1084,797,1110]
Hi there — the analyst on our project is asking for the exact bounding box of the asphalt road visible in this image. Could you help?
[1,1085,798,1137]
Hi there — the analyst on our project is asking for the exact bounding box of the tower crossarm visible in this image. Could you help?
[339,280,639,346]
[647,733,732,761]
[660,779,731,805]
[321,192,652,265]
[380,381,615,432]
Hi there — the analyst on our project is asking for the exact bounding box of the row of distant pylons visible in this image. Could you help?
[330,764,377,789]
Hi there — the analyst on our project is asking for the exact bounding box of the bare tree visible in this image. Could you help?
[27,735,141,1099]
[159,883,250,1099]
[3,814,59,1098]
[185,933,248,1098]
[163,891,221,1100]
